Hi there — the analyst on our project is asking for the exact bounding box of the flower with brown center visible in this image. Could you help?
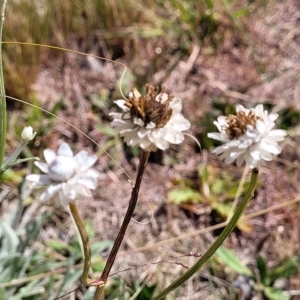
[207,104,287,169]
[110,84,191,152]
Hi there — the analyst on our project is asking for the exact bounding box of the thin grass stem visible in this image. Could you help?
[0,0,7,169]
[152,168,259,300]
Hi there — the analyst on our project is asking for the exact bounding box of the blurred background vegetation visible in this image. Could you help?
[1,0,300,299]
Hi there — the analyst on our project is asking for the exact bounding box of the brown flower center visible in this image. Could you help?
[225,110,259,139]
[126,84,173,128]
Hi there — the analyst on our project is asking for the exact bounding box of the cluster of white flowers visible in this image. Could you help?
[207,104,287,169]
[24,99,287,206]
[26,143,99,206]
[110,85,191,152]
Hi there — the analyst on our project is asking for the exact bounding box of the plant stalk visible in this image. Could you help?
[0,0,7,169]
[69,202,93,285]
[152,168,259,300]
[93,149,150,300]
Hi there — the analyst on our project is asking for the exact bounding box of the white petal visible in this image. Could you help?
[244,152,258,168]
[137,128,151,138]
[26,174,51,185]
[236,105,247,113]
[211,145,227,155]
[34,161,49,173]
[236,154,245,167]
[114,99,130,111]
[268,113,278,123]
[223,152,237,165]
[227,140,241,147]
[133,118,144,127]
[44,149,57,164]
[74,151,97,171]
[164,128,184,144]
[170,114,191,131]
[76,186,92,198]
[254,104,264,118]
[169,97,182,112]
[255,120,266,135]
[207,132,228,142]
[250,147,261,160]
[267,130,287,141]
[139,138,152,150]
[58,190,71,206]
[39,184,62,202]
[145,122,156,129]
[157,93,170,104]
[72,173,99,189]
[237,139,252,149]
[48,156,75,181]
[261,149,273,161]
[261,141,281,155]
[58,143,74,158]
[62,183,77,201]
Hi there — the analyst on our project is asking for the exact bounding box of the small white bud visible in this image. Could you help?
[21,126,36,142]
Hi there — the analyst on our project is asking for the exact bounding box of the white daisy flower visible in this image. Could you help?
[109,84,191,152]
[207,104,287,169]
[26,143,99,205]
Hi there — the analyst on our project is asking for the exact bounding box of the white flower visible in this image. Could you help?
[21,126,36,141]
[207,104,287,169]
[26,143,99,205]
[109,85,191,152]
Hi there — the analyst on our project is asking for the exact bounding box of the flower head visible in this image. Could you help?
[21,126,36,142]
[207,104,287,169]
[109,84,191,152]
[26,143,99,205]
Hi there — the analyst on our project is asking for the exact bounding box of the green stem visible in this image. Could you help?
[93,150,150,300]
[1,140,27,174]
[152,168,259,300]
[0,0,7,169]
[69,202,92,285]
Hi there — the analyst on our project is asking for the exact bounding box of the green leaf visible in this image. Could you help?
[270,257,300,283]
[257,256,270,286]
[0,286,6,299]
[91,261,105,272]
[204,0,214,10]
[91,240,113,254]
[263,287,289,300]
[9,280,45,299]
[46,239,73,252]
[5,157,39,168]
[211,178,225,195]
[0,168,24,184]
[216,246,253,277]
[0,221,19,255]
[167,188,201,204]
[232,8,252,20]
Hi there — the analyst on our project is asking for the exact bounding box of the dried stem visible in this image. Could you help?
[93,149,150,300]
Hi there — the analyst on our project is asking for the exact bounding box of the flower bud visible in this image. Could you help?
[21,126,36,141]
